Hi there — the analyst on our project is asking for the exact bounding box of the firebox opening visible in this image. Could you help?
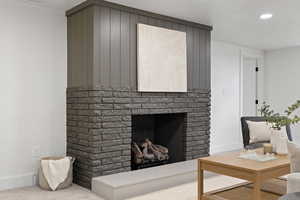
[131,113,186,170]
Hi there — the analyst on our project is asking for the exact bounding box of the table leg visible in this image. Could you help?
[253,175,262,200]
[198,160,204,200]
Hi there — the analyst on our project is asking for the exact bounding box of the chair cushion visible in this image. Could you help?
[287,173,300,193]
[287,142,300,173]
[247,121,287,144]
[247,121,273,143]
[241,116,292,148]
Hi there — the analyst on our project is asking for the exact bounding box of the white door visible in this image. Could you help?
[242,58,258,116]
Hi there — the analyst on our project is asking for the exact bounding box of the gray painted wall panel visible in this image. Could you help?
[68,4,211,90]
[93,6,101,85]
[193,28,200,89]
[86,9,94,87]
[206,31,211,89]
[67,14,72,86]
[147,17,158,27]
[138,14,148,25]
[186,26,194,89]
[199,29,206,88]
[121,11,130,89]
[99,6,110,87]
[110,9,121,88]
[129,13,138,89]
[68,8,94,87]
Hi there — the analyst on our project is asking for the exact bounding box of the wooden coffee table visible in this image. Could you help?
[198,149,290,200]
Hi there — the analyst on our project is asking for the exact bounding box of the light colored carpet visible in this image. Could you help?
[0,175,246,200]
[215,179,286,200]
[0,185,101,200]
[216,186,280,200]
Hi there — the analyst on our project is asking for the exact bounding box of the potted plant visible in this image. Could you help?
[259,101,300,154]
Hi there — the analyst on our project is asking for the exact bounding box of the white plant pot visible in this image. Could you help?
[276,137,288,155]
[270,131,278,152]
[271,129,288,155]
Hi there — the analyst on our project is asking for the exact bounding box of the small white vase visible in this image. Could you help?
[270,131,278,152]
[276,137,288,154]
[270,129,288,155]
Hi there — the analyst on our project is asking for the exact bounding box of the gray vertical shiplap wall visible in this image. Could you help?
[67,2,212,90]
[67,7,94,87]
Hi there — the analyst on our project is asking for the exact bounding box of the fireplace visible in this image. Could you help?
[67,89,211,188]
[131,113,186,170]
[66,0,212,189]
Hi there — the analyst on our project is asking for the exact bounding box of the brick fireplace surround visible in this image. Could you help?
[67,88,210,188]
[66,0,212,189]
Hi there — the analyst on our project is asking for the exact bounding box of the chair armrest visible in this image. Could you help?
[245,142,268,150]
[287,173,300,193]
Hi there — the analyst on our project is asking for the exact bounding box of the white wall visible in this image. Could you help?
[265,47,300,145]
[210,41,264,154]
[0,1,67,190]
[0,0,268,190]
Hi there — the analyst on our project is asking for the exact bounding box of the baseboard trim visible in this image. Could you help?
[0,173,35,191]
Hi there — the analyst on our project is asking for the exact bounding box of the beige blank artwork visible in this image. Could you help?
[137,24,187,92]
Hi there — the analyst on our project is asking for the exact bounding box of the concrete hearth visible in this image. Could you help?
[92,160,201,200]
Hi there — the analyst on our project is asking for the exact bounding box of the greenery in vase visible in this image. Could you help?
[259,101,300,130]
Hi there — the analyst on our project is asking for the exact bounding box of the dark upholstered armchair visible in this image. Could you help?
[241,116,292,149]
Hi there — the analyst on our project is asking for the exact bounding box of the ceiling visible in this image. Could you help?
[20,0,85,10]
[24,0,300,50]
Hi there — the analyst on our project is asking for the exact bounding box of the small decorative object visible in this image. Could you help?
[270,129,289,154]
[274,132,289,155]
[263,143,273,154]
[270,131,278,152]
[239,151,277,162]
[260,101,300,154]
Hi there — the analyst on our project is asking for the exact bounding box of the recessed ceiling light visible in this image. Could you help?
[260,13,273,20]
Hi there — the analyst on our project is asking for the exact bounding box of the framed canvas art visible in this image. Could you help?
[137,24,187,92]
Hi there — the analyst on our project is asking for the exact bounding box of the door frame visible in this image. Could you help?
[239,50,264,118]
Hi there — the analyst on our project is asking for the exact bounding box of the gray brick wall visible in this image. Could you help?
[66,87,211,188]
